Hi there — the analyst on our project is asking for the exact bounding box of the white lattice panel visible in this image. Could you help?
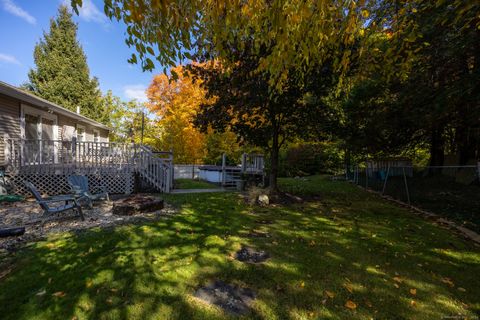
[7,172,134,196]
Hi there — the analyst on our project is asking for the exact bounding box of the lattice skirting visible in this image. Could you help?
[6,172,135,196]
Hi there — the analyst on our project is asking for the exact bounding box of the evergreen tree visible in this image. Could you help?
[27,5,103,121]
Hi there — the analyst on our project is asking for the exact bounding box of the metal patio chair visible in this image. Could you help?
[67,175,109,209]
[24,181,85,221]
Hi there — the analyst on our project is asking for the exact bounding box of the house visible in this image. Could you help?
[0,80,109,166]
[0,80,172,196]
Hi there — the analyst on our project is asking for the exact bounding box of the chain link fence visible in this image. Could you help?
[347,164,480,233]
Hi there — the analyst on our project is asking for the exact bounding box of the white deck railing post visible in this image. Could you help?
[221,153,226,186]
[477,162,480,182]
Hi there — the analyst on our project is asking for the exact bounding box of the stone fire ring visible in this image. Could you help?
[112,195,164,216]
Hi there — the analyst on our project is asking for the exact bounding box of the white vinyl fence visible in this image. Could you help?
[174,164,200,179]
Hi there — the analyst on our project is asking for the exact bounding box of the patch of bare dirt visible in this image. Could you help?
[0,197,177,252]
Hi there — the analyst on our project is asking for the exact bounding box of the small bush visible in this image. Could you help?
[278,142,343,177]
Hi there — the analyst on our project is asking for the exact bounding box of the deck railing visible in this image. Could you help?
[4,139,137,170]
[241,153,265,174]
[3,138,173,192]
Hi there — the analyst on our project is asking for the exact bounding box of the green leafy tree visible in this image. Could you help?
[71,0,370,90]
[341,1,480,166]
[100,91,158,144]
[190,42,335,192]
[101,90,130,141]
[27,5,103,121]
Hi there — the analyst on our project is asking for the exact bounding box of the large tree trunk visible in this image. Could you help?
[429,127,445,167]
[456,126,470,165]
[455,107,477,165]
[344,147,351,179]
[268,131,280,193]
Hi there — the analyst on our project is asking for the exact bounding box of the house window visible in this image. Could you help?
[22,108,57,141]
[21,104,58,164]
[93,130,100,143]
[76,125,86,142]
[25,114,40,140]
[42,118,55,141]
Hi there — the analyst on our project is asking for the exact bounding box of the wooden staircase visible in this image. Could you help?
[135,146,173,193]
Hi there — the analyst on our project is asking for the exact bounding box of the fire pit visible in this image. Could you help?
[112,195,164,216]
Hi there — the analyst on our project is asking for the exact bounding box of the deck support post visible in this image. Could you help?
[221,153,226,186]
[477,162,480,183]
[241,153,247,173]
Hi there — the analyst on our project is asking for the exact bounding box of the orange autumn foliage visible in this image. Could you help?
[146,65,212,163]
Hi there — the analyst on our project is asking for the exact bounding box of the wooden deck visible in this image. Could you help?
[2,139,173,195]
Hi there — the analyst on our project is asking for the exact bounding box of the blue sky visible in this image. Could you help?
[0,0,155,102]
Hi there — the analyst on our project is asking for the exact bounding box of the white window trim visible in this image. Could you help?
[20,104,59,164]
[92,129,100,143]
[20,104,58,140]
[76,124,86,142]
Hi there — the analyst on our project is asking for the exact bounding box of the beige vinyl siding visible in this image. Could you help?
[57,114,109,142]
[0,94,20,164]
[82,126,108,142]
[99,128,109,142]
[85,130,94,142]
[57,114,77,140]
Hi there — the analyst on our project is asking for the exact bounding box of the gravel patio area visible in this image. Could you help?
[0,196,176,252]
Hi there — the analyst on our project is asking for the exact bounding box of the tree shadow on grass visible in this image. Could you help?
[0,190,479,319]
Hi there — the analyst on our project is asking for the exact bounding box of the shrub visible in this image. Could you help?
[278,142,343,177]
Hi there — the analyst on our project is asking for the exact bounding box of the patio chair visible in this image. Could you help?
[67,175,109,209]
[24,181,84,221]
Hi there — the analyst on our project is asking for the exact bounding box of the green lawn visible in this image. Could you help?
[0,176,479,319]
[174,178,219,189]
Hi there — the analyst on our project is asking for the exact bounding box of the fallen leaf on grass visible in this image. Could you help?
[394,283,400,289]
[299,281,305,288]
[325,290,335,298]
[457,287,466,292]
[410,288,417,295]
[345,300,357,310]
[410,300,416,307]
[52,291,66,298]
[393,276,402,283]
[441,277,455,287]
[36,289,46,296]
[343,283,353,293]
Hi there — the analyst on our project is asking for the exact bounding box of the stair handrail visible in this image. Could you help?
[135,145,173,193]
